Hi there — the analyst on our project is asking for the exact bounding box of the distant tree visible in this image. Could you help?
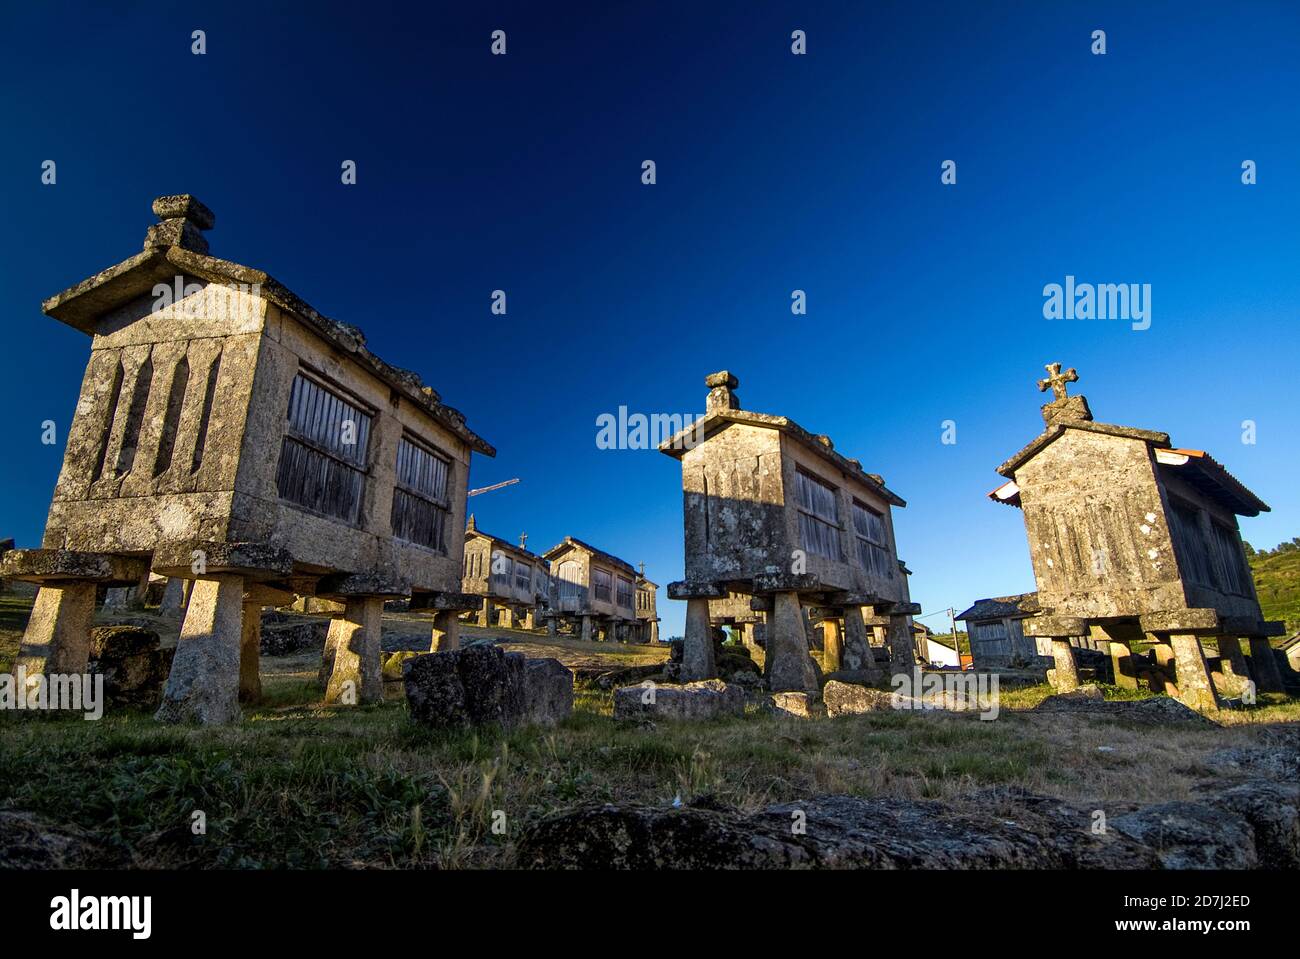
[1242,540,1256,557]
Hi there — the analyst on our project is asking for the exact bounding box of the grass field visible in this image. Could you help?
[1,592,1297,869]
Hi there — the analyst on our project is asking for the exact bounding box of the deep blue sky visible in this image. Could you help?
[2,1,1297,639]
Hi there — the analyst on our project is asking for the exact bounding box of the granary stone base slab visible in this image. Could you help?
[156,574,245,724]
[0,549,148,586]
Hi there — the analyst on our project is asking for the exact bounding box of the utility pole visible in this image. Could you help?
[949,606,962,668]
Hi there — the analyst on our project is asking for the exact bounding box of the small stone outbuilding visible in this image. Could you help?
[989,363,1284,709]
[460,516,550,630]
[541,537,647,643]
[659,371,919,693]
[2,194,493,723]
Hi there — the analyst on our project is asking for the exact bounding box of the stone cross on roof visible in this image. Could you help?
[1037,362,1079,402]
[519,532,528,549]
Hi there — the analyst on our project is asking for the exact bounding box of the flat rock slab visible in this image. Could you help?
[823,680,898,717]
[1032,694,1215,726]
[612,679,743,721]
[516,792,1160,870]
[1110,802,1257,869]
[768,691,825,719]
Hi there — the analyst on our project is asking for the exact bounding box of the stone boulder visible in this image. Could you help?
[1109,802,1257,869]
[524,658,575,726]
[823,680,897,717]
[1190,778,1300,868]
[403,645,571,729]
[768,691,824,719]
[260,616,328,656]
[612,679,743,721]
[1032,692,1215,726]
[87,625,175,709]
[516,792,1158,870]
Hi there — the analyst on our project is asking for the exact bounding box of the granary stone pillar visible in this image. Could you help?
[14,583,98,680]
[580,615,593,644]
[682,598,717,681]
[312,570,406,708]
[151,541,295,725]
[430,610,461,652]
[841,607,881,680]
[767,592,819,694]
[1025,616,1086,694]
[2,550,149,683]
[478,600,494,628]
[325,597,385,705]
[1090,623,1138,689]
[822,617,843,673]
[1217,636,1250,680]
[547,615,558,637]
[885,614,917,676]
[159,576,187,618]
[157,574,247,724]
[239,600,263,704]
[521,608,536,630]
[1246,637,1285,694]
[803,607,821,651]
[500,606,516,629]
[1139,610,1221,712]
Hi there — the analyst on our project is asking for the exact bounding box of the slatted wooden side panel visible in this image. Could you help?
[275,373,373,524]
[390,435,451,551]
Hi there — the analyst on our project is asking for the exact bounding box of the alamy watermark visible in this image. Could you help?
[1,668,104,720]
[891,667,1000,720]
[595,407,705,451]
[1043,275,1151,331]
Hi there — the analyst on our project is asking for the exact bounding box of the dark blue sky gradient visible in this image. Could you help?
[2,1,1298,638]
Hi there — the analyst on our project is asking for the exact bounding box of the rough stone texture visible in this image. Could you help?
[823,680,898,717]
[428,608,461,651]
[841,606,881,678]
[0,548,147,585]
[1046,637,1080,691]
[612,679,744,721]
[0,811,106,869]
[523,658,574,726]
[402,644,571,729]
[516,792,1159,870]
[155,574,244,724]
[1032,693,1214,726]
[259,615,327,655]
[87,625,174,709]
[1110,802,1257,869]
[158,576,188,617]
[1167,632,1219,711]
[768,691,824,719]
[1191,779,1300,868]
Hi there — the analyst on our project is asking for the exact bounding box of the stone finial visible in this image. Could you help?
[705,370,740,412]
[1037,362,1093,427]
[144,194,214,255]
[639,561,646,577]
[519,532,528,549]
[1037,362,1078,401]
[467,514,477,532]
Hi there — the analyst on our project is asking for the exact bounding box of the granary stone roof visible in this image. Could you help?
[541,536,638,575]
[658,373,906,508]
[464,516,546,563]
[955,593,1041,623]
[41,194,495,457]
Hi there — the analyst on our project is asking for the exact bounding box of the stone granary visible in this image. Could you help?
[956,594,1046,669]
[1,194,493,723]
[988,363,1285,710]
[659,371,919,694]
[541,537,648,643]
[635,565,661,644]
[460,516,550,629]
